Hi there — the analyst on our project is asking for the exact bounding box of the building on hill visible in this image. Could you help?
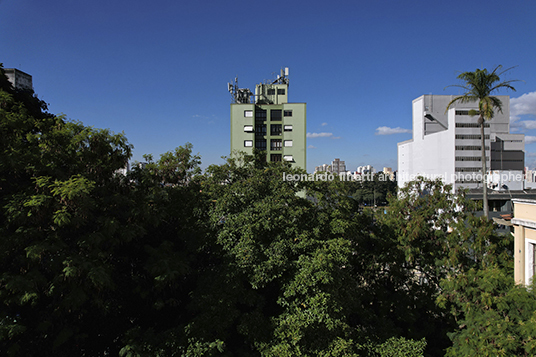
[229,68,306,170]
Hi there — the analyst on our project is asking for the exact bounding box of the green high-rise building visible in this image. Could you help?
[230,68,306,170]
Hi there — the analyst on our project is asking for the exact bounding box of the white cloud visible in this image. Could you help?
[308,145,317,149]
[321,122,328,126]
[375,126,412,135]
[307,132,334,138]
[510,92,536,132]
[525,136,536,144]
[511,91,536,121]
[519,120,536,130]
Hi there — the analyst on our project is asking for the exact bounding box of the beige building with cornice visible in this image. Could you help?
[512,199,536,285]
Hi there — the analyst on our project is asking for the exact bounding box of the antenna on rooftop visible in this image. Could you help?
[271,67,289,85]
[227,76,252,104]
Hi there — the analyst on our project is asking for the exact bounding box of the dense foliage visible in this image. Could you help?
[1,66,535,356]
[346,173,396,207]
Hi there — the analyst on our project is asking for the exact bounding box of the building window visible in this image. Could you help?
[527,242,536,285]
[244,125,254,132]
[455,123,490,128]
[283,155,293,161]
[267,88,275,95]
[255,124,266,135]
[284,140,293,147]
[255,139,266,150]
[456,110,480,116]
[455,167,481,172]
[255,109,267,120]
[284,125,292,132]
[270,110,282,121]
[277,89,285,95]
[270,124,282,136]
[244,140,253,147]
[456,146,489,151]
[244,110,253,117]
[270,139,282,151]
[270,154,282,162]
[456,135,490,140]
[533,244,536,284]
[284,110,292,117]
[455,156,489,161]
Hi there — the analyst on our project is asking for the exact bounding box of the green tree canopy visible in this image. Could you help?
[3,64,535,356]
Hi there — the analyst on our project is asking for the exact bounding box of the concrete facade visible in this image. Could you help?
[398,95,524,190]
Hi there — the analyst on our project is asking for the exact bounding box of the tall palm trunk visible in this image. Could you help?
[480,115,489,219]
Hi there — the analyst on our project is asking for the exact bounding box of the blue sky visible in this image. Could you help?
[2,0,536,172]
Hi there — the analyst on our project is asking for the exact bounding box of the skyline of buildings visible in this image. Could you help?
[6,66,536,182]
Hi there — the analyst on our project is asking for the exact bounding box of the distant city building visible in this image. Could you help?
[229,68,306,170]
[356,165,375,174]
[4,68,33,90]
[330,158,346,175]
[398,94,525,190]
[314,159,347,175]
[314,163,331,173]
[526,168,536,183]
[382,167,395,181]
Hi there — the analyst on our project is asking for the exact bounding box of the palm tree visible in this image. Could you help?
[446,65,517,219]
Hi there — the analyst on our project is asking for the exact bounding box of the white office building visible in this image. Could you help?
[398,95,524,190]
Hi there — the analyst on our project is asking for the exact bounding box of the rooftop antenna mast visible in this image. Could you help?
[227,77,252,104]
[272,67,289,85]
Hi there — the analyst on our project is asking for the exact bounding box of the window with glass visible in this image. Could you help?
[255,109,267,120]
[255,124,266,136]
[244,110,253,117]
[270,139,282,151]
[244,140,253,147]
[284,110,293,117]
[270,124,282,136]
[270,110,282,121]
[533,244,536,283]
[255,139,266,150]
[270,154,282,162]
